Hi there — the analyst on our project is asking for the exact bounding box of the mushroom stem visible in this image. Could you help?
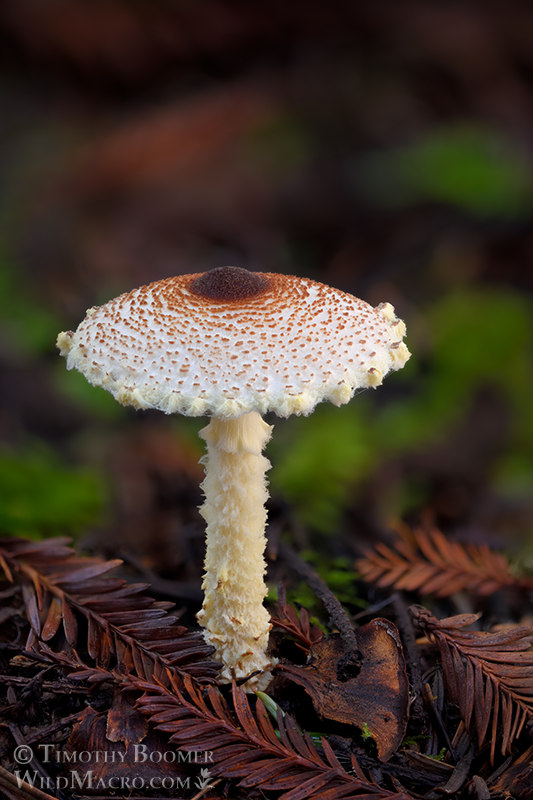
[196,410,277,690]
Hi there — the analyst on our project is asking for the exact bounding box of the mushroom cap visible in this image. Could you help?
[57,267,410,419]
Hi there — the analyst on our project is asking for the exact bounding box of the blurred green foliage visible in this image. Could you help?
[0,261,61,356]
[270,287,533,532]
[53,365,123,421]
[0,258,108,538]
[0,257,121,419]
[360,126,532,215]
[0,445,106,538]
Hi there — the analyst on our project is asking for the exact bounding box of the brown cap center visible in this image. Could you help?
[190,266,269,301]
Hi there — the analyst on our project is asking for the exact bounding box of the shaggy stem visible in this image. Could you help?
[196,411,276,690]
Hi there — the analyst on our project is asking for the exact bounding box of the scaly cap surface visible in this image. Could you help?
[57,266,410,419]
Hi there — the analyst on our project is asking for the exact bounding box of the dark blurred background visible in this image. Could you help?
[1,1,532,586]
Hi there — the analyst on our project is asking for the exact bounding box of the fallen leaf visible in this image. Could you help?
[106,688,148,749]
[281,618,409,760]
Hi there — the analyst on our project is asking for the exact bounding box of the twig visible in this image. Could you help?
[391,592,425,721]
[277,541,358,652]
[6,724,68,800]
[0,675,90,693]
[0,765,60,800]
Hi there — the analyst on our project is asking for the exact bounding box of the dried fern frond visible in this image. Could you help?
[1,536,418,798]
[133,671,415,800]
[356,526,530,598]
[20,598,416,800]
[0,536,218,684]
[411,606,533,762]
[270,586,323,654]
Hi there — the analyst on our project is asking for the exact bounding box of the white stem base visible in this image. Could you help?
[196,411,277,690]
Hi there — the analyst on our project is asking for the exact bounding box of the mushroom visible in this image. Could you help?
[57,266,410,690]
